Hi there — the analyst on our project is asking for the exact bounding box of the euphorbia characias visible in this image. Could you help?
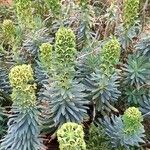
[40,27,89,129]
[14,0,35,29]
[100,37,121,74]
[44,0,61,16]
[39,43,53,73]
[2,19,16,45]
[123,107,143,134]
[123,0,139,30]
[55,27,77,68]
[0,64,45,150]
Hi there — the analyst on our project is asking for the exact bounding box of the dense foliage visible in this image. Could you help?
[0,0,150,149]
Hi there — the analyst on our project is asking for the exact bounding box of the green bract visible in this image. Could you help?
[57,122,86,150]
[123,0,139,30]
[2,19,15,43]
[39,43,53,71]
[2,19,15,37]
[9,64,34,88]
[123,107,143,134]
[11,84,36,108]
[55,71,73,89]
[9,64,36,108]
[101,37,121,65]
[101,37,121,74]
[44,0,61,16]
[102,114,145,148]
[14,0,34,28]
[55,27,77,67]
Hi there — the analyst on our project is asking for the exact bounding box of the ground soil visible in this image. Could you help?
[45,137,59,150]
[0,0,12,6]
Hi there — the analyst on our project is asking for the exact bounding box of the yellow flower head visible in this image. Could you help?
[123,107,143,134]
[57,122,86,150]
[9,64,34,88]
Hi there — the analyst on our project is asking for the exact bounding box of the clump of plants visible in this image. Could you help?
[0,0,150,149]
[40,27,89,129]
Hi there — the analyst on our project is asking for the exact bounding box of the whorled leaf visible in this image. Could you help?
[122,53,150,88]
[101,114,145,148]
[0,106,45,150]
[85,69,121,112]
[42,80,89,127]
[23,28,53,58]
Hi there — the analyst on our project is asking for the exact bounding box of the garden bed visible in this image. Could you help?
[0,0,150,150]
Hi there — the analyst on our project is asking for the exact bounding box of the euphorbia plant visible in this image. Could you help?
[39,27,89,129]
[39,42,53,73]
[0,64,45,150]
[123,0,140,30]
[1,19,22,62]
[100,36,121,74]
[44,0,61,16]
[14,0,35,29]
[77,37,121,114]
[122,51,150,105]
[102,107,145,149]
[2,19,15,45]
[115,0,140,50]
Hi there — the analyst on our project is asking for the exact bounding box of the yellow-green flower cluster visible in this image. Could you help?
[9,65,36,108]
[55,27,77,67]
[2,19,15,43]
[39,43,52,71]
[101,37,121,74]
[101,37,121,66]
[14,0,34,28]
[9,64,34,88]
[123,0,139,30]
[123,107,143,134]
[56,71,73,89]
[11,84,36,108]
[54,27,77,88]
[57,122,86,150]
